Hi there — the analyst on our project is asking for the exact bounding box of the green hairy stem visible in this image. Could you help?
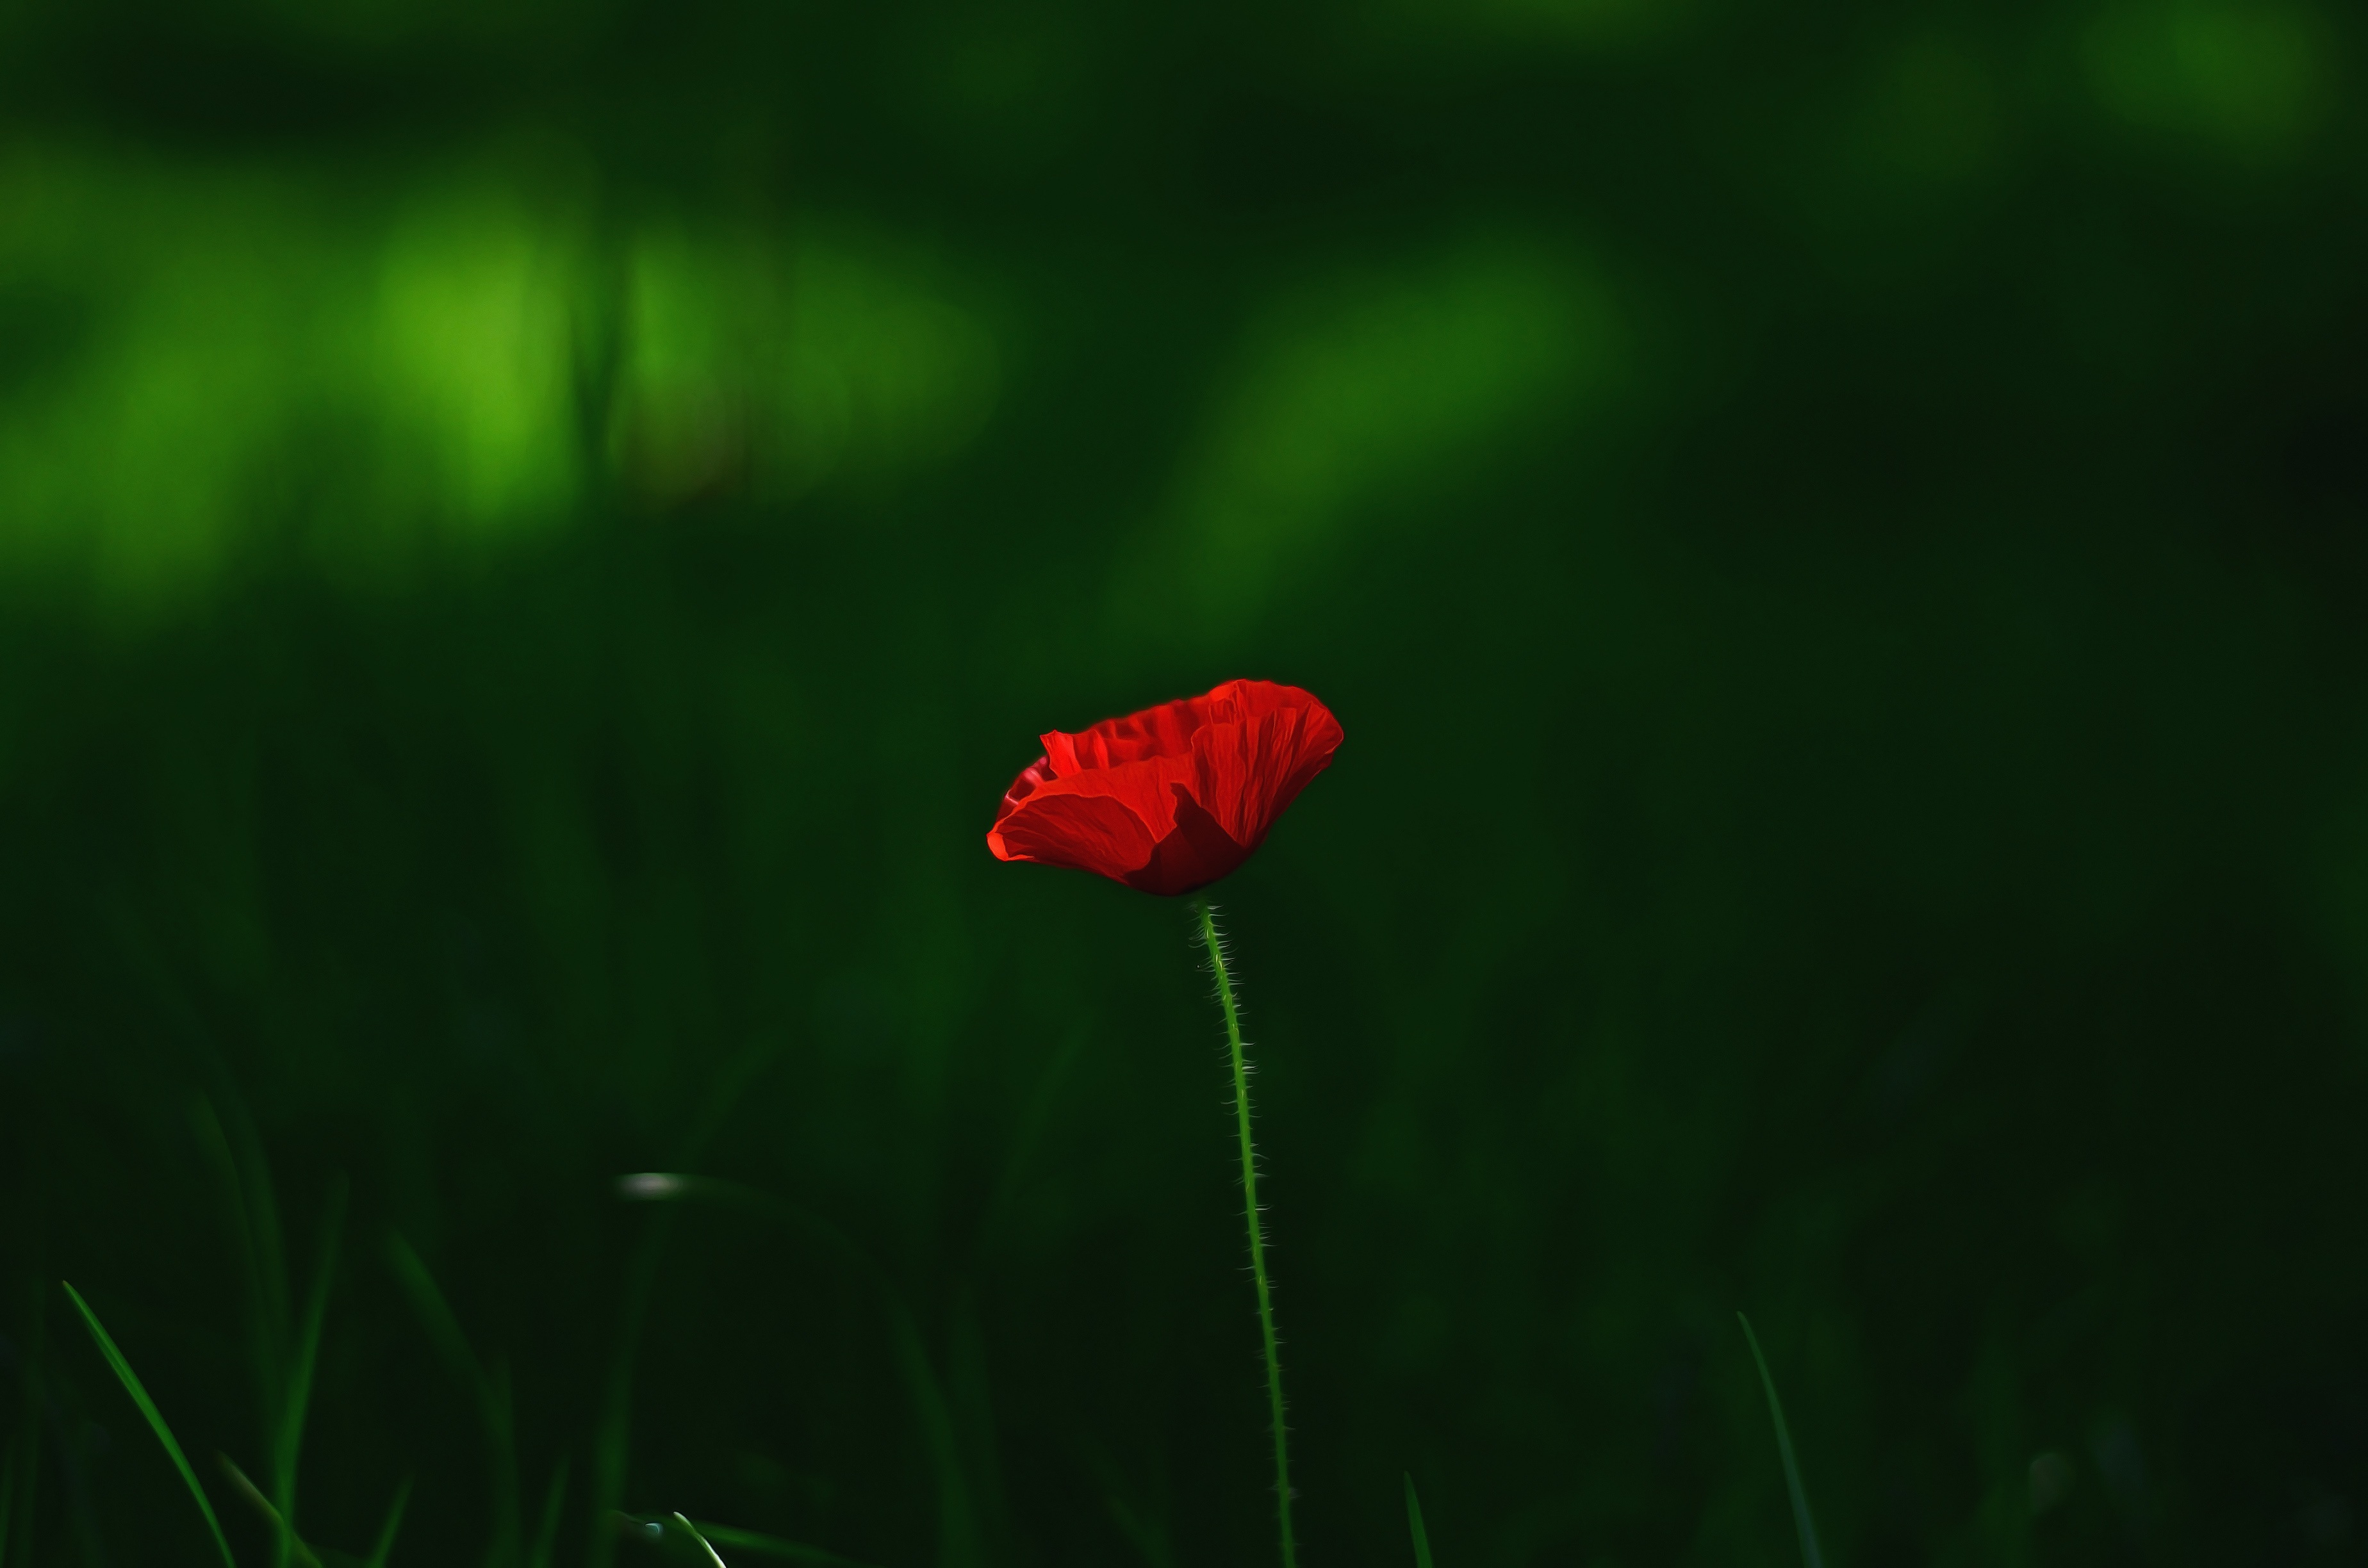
[1195,901,1297,1568]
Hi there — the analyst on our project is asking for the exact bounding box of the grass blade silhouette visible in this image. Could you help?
[1403,1474,1435,1568]
[673,1514,729,1567]
[526,1460,570,1568]
[887,1306,981,1568]
[62,1281,237,1568]
[362,1478,412,1568]
[693,1521,884,1568]
[190,1097,290,1460]
[590,1034,788,1568]
[388,1234,522,1562]
[385,1234,479,1397]
[618,1173,981,1568]
[218,1454,324,1568]
[1738,1312,1825,1568]
[276,1178,345,1568]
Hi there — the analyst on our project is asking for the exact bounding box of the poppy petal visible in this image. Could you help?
[987,781,1163,879]
[992,756,1055,825]
[1128,787,1253,895]
[1045,698,1205,773]
[1188,701,1344,851]
[989,678,1341,895]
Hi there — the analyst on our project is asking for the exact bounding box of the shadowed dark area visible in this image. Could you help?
[5,0,2368,1564]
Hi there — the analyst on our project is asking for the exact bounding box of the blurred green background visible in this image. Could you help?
[4,0,2367,1562]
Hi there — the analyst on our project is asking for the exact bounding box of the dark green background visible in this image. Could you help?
[5,0,2367,1563]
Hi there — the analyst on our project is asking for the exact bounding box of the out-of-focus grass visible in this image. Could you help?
[1404,1474,1436,1568]
[1739,1314,1824,1568]
[4,0,2368,1561]
[61,1284,234,1567]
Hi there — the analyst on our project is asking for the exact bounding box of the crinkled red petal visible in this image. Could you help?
[987,678,1342,895]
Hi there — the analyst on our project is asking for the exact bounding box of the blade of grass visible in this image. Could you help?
[945,1289,1010,1559]
[60,1281,236,1568]
[590,1034,787,1568]
[384,1235,479,1400]
[1099,1492,1173,1568]
[590,1211,671,1568]
[275,1177,346,1567]
[526,1460,570,1568]
[673,1514,728,1567]
[618,1175,978,1568]
[1403,1474,1435,1568]
[218,1453,324,1568]
[484,1360,523,1566]
[692,1521,887,1568]
[1738,1312,1825,1568]
[191,1098,289,1446]
[1080,1440,1173,1568]
[362,1478,413,1568]
[889,1305,980,1568]
[386,1234,521,1564]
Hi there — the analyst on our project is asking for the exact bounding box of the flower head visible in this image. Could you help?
[987,679,1344,896]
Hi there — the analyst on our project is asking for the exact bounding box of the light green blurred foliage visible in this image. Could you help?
[0,146,998,609]
[3,0,2363,1557]
[608,224,999,508]
[1129,240,1622,639]
[0,150,589,603]
[1,149,345,602]
[372,184,589,541]
[2084,0,2333,156]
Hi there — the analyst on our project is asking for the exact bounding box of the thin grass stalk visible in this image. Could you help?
[525,1460,570,1568]
[591,1033,789,1568]
[61,1282,236,1568]
[275,1178,345,1568]
[1404,1474,1436,1568]
[190,1097,289,1462]
[361,1478,412,1568]
[386,1235,521,1564]
[614,1173,980,1568]
[1739,1312,1826,1568]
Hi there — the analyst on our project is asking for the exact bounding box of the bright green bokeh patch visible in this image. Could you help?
[609,227,999,507]
[0,148,998,610]
[0,152,589,607]
[373,188,586,540]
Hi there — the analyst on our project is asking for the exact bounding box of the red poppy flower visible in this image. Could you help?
[987,678,1344,896]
